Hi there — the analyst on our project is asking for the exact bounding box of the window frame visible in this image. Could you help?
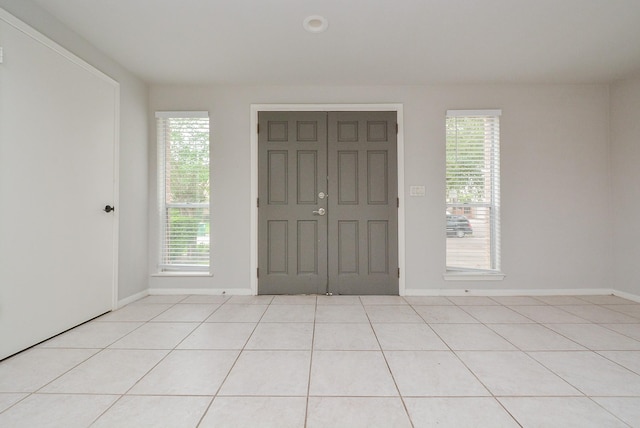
[156,111,211,274]
[444,109,503,280]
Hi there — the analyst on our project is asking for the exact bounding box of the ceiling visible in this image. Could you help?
[32,0,640,86]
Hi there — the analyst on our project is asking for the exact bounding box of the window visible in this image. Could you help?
[156,111,210,272]
[446,109,501,274]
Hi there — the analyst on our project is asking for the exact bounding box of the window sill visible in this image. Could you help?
[443,272,505,281]
[152,272,212,277]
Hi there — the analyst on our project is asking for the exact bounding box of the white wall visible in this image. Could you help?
[149,84,612,295]
[611,76,640,296]
[0,0,150,302]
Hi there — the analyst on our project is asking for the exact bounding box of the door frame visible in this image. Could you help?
[250,104,405,296]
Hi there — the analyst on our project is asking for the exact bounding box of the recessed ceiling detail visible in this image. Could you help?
[303,15,328,33]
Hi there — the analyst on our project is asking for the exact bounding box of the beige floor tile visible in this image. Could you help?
[39,321,142,349]
[430,324,516,350]
[0,348,99,392]
[592,397,640,428]
[218,350,310,396]
[545,323,640,350]
[460,305,534,323]
[511,305,589,323]
[360,296,408,305]
[151,304,220,322]
[529,350,640,395]
[558,305,640,323]
[129,350,238,395]
[177,323,256,350]
[205,304,268,322]
[92,395,211,428]
[404,296,454,305]
[316,295,363,305]
[108,323,198,349]
[315,304,369,323]
[499,397,628,428]
[414,305,479,323]
[310,351,398,396]
[200,396,306,428]
[97,304,173,322]
[448,296,499,306]
[373,323,448,351]
[405,397,520,428]
[385,351,489,397]
[0,394,118,428]
[0,393,27,412]
[245,323,313,350]
[314,323,380,350]
[260,304,316,323]
[364,305,424,323]
[40,349,168,394]
[488,324,586,351]
[456,351,580,396]
[599,350,640,373]
[307,397,412,428]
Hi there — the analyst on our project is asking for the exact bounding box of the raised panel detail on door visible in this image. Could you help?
[267,220,288,274]
[338,221,359,274]
[258,110,397,295]
[268,151,288,204]
[258,112,328,294]
[368,221,389,274]
[297,151,317,204]
[297,221,318,274]
[328,111,398,295]
[338,151,358,205]
[367,151,388,204]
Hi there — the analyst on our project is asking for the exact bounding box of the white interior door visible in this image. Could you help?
[0,11,118,360]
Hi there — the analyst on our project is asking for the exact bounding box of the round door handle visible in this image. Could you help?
[104,205,115,213]
[312,208,326,216]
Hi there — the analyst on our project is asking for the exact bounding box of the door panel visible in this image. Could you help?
[258,112,328,294]
[328,112,398,295]
[0,13,117,360]
[258,111,397,295]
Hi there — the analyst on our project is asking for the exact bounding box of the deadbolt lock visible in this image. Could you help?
[318,192,327,199]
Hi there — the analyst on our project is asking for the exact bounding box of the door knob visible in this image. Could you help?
[312,208,326,216]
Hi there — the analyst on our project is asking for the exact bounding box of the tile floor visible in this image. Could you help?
[1,294,640,427]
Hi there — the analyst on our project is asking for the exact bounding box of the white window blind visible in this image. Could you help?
[446,110,501,273]
[156,111,210,272]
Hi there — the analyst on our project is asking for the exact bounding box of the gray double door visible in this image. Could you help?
[258,111,398,295]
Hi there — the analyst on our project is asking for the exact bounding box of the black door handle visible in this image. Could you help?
[104,205,115,213]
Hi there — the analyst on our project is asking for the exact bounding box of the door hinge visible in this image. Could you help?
[257,198,259,208]
[257,267,259,278]
[398,268,400,278]
[397,197,399,208]
[257,123,260,134]
[396,123,398,135]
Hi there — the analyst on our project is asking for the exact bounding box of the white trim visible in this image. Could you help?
[613,290,640,303]
[117,289,149,308]
[151,272,213,277]
[446,109,502,117]
[404,288,616,297]
[250,104,405,296]
[443,273,506,281]
[148,288,253,296]
[155,111,209,118]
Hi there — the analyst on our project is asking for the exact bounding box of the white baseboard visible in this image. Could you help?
[117,289,149,308]
[148,288,254,296]
[402,288,616,297]
[612,290,640,303]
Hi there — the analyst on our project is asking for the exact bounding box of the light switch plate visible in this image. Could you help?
[409,185,425,197]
